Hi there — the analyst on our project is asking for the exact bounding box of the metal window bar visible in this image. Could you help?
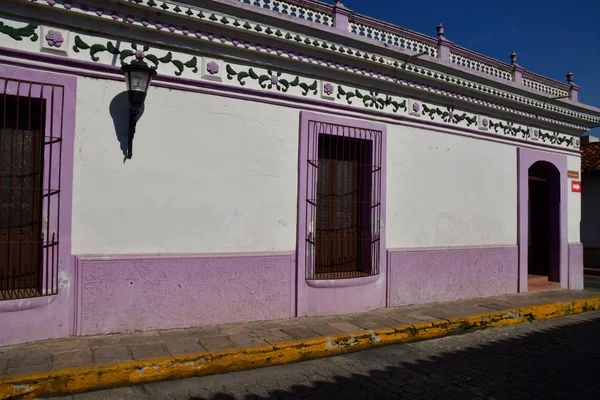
[0,77,64,300]
[305,121,381,280]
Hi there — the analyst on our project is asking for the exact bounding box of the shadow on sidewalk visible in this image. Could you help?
[187,314,600,399]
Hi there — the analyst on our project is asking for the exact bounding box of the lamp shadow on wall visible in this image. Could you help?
[109,91,145,163]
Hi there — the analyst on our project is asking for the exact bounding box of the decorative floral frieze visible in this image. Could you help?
[64,23,587,130]
[421,105,477,126]
[0,21,38,41]
[206,61,219,75]
[336,87,407,112]
[40,26,69,56]
[201,58,222,81]
[478,116,490,131]
[488,120,530,139]
[226,66,318,96]
[45,30,64,47]
[22,0,599,126]
[321,82,335,100]
[3,12,579,150]
[72,36,198,75]
[532,129,574,146]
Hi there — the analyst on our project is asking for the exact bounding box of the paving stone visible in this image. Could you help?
[477,301,514,310]
[164,338,207,355]
[254,329,294,345]
[227,334,270,348]
[5,351,51,375]
[92,345,132,364]
[199,336,238,352]
[0,357,7,375]
[307,324,342,336]
[348,317,400,330]
[403,312,445,322]
[157,329,198,339]
[128,343,170,360]
[89,332,163,347]
[386,314,421,326]
[281,327,319,340]
[45,338,90,353]
[423,305,489,320]
[328,321,362,333]
[51,349,93,370]
[219,325,250,336]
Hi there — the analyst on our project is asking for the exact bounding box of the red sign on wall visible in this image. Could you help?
[572,181,581,193]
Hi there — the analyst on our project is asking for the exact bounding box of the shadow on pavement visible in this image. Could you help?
[187,314,600,399]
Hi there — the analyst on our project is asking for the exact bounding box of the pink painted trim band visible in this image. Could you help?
[306,274,380,288]
[0,295,58,313]
[387,244,518,252]
[74,250,295,261]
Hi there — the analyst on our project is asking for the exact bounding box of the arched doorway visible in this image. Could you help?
[527,161,561,291]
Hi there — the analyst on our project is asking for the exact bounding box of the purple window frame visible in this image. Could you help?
[517,147,568,292]
[0,63,75,303]
[296,111,387,284]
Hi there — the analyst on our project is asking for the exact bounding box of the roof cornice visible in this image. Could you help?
[3,0,599,130]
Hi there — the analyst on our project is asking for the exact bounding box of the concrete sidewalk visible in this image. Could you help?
[2,288,600,399]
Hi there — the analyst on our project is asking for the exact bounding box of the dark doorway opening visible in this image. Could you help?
[527,161,560,292]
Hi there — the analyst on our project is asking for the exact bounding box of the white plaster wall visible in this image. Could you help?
[386,125,517,248]
[72,77,299,254]
[567,155,582,243]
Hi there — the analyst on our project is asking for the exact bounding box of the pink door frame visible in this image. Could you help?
[517,147,568,292]
[295,111,387,317]
[0,63,76,346]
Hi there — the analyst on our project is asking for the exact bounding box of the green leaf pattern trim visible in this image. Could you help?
[72,36,198,76]
[421,105,477,126]
[0,22,38,42]
[538,130,558,144]
[225,65,317,96]
[488,120,529,139]
[66,32,574,148]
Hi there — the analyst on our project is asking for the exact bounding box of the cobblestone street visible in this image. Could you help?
[47,309,600,400]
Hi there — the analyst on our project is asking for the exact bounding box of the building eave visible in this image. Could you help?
[1,0,597,136]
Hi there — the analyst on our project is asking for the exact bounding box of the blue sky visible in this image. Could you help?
[338,0,600,136]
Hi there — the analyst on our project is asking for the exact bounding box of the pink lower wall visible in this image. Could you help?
[75,252,294,336]
[388,246,518,307]
[296,275,386,317]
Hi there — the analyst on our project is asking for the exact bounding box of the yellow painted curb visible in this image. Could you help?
[1,296,599,399]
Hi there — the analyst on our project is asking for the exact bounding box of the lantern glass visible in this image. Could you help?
[121,61,156,94]
[125,69,152,93]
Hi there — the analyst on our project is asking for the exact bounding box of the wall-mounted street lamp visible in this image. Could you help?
[121,60,156,159]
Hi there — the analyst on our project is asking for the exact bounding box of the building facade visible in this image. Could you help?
[581,136,600,269]
[1,0,599,347]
